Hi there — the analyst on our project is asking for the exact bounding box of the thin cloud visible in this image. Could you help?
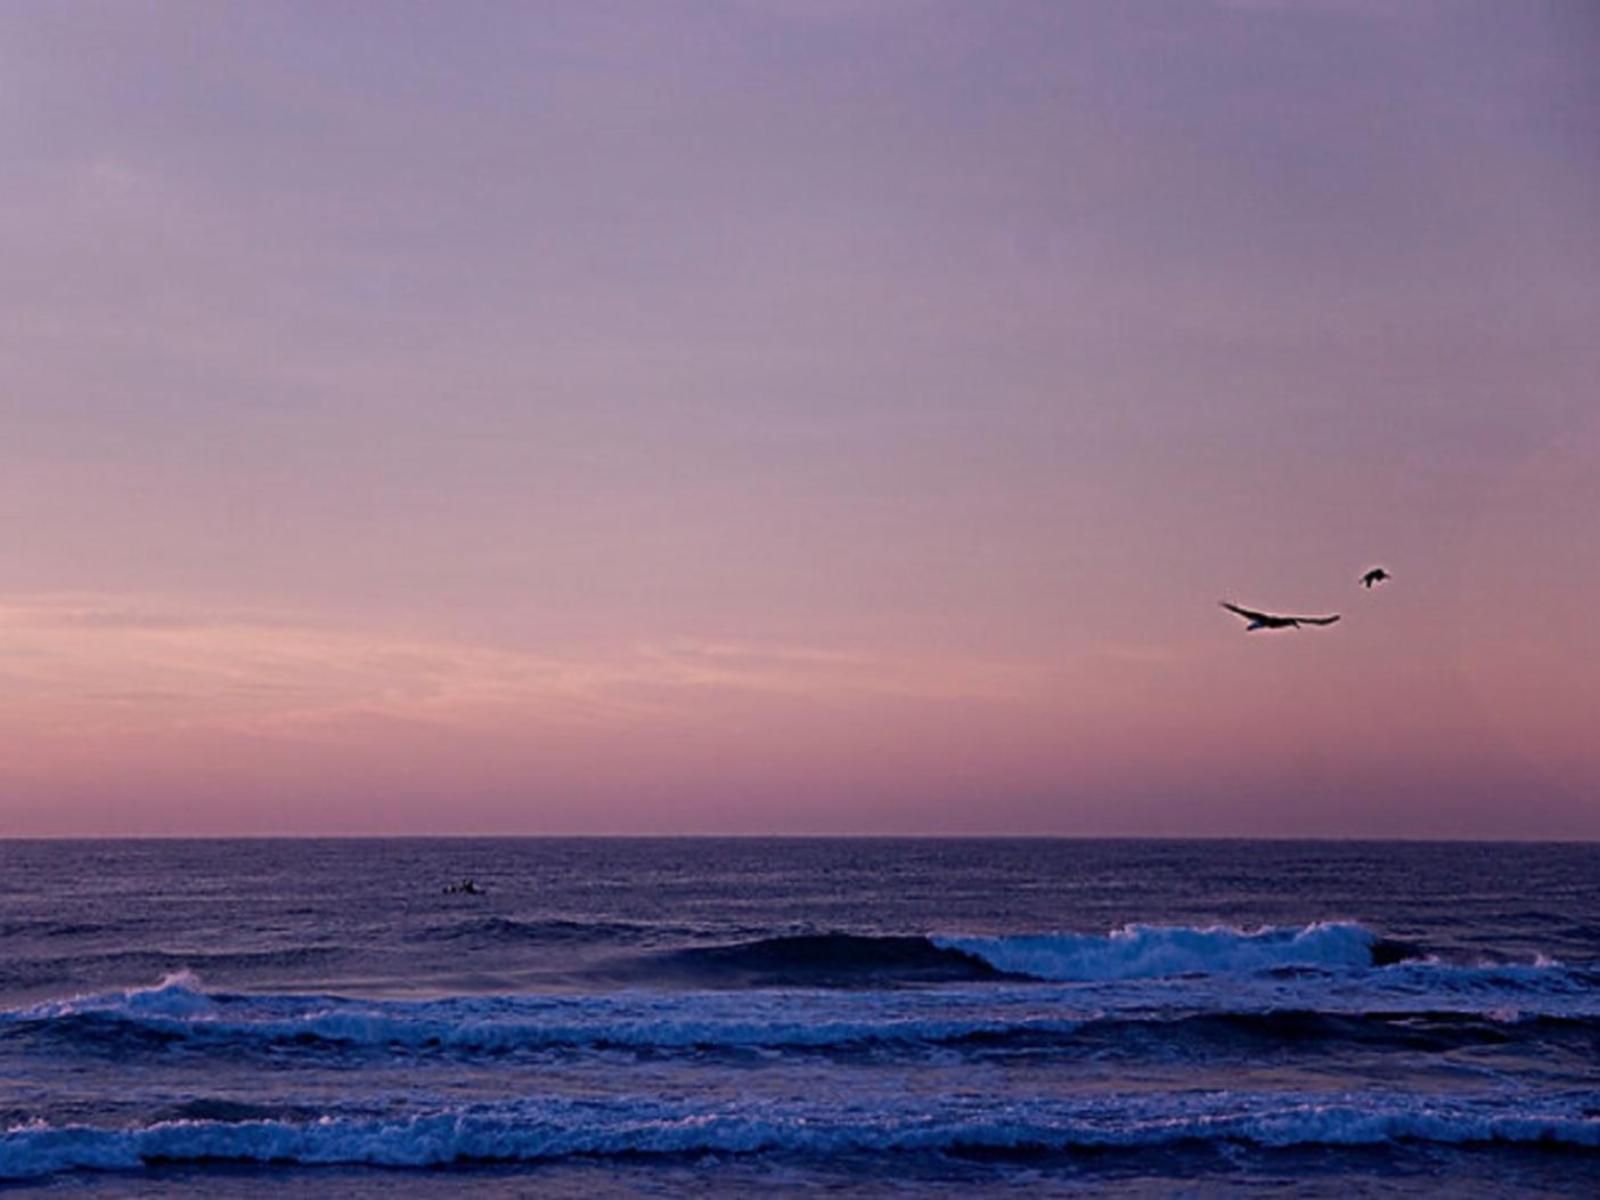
[0,595,1040,746]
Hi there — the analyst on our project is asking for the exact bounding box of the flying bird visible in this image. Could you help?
[1360,567,1390,588]
[1220,602,1341,631]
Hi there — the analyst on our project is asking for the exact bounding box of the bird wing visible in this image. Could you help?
[1220,601,1269,622]
[1294,614,1340,625]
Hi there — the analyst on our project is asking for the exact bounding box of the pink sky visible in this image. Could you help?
[2,1,1597,836]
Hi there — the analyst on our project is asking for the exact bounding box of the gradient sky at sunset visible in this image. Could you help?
[3,1,1597,836]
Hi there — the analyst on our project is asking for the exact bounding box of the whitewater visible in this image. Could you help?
[2,838,1597,1196]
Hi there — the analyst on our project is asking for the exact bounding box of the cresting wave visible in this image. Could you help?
[16,997,1597,1060]
[933,921,1422,981]
[654,933,1011,984]
[4,1092,1598,1180]
[643,921,1428,986]
[9,950,1596,1061]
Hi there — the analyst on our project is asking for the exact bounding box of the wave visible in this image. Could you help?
[5,922,1554,1003]
[0,920,115,940]
[0,944,348,985]
[623,922,1426,989]
[412,916,683,947]
[935,921,1420,981]
[651,933,1012,986]
[6,977,1076,1055]
[10,971,1597,1061]
[4,1092,1598,1179]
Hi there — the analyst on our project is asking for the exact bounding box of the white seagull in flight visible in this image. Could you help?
[1220,601,1341,632]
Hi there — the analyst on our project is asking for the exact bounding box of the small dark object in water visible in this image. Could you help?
[443,878,484,896]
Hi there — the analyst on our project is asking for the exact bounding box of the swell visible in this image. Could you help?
[627,923,1425,988]
[411,916,688,947]
[10,981,1598,1060]
[646,933,1015,986]
[3,1093,1598,1180]
[0,946,351,999]
[0,923,1479,998]
[932,921,1424,982]
[1055,1008,1600,1058]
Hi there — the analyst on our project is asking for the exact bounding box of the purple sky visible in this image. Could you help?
[2,0,1597,836]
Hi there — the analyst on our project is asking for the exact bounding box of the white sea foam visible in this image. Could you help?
[3,1091,1597,1180]
[934,921,1379,981]
[119,971,216,1016]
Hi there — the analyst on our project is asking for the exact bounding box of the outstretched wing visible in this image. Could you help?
[1220,601,1269,622]
[1293,614,1340,625]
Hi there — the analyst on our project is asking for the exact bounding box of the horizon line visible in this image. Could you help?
[2,832,1596,845]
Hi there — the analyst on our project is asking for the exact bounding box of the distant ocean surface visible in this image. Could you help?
[2,838,1598,1196]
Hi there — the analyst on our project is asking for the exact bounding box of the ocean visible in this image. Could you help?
[1,838,1596,1195]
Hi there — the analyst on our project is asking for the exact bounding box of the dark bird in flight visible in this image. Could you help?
[1360,567,1390,588]
[1220,601,1341,631]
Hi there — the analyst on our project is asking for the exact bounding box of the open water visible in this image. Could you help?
[1,838,1597,1195]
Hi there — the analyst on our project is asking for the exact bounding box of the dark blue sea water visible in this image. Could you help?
[2,838,1597,1195]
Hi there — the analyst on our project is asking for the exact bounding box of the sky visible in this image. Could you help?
[2,0,1597,837]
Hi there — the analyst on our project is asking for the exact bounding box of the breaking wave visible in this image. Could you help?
[934,921,1419,981]
[629,921,1426,987]
[3,1092,1597,1180]
[653,933,1011,985]
[7,952,1595,1062]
